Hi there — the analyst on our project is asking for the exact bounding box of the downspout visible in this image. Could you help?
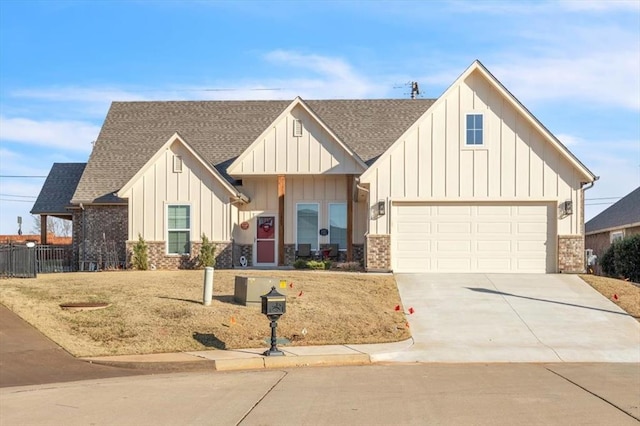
[80,203,86,271]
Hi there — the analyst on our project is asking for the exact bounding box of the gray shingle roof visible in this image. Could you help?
[585,186,640,233]
[31,163,86,215]
[71,99,435,203]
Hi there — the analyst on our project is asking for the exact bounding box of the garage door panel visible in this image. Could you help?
[393,202,555,273]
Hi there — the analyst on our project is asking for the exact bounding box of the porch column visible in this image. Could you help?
[346,175,353,261]
[40,215,48,245]
[278,175,285,266]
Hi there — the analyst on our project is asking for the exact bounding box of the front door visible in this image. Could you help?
[256,215,276,265]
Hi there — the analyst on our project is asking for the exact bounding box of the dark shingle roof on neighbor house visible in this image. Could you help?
[585,186,640,234]
[31,163,86,215]
[71,99,436,203]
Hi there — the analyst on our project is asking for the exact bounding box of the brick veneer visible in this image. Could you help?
[72,205,128,270]
[233,244,253,267]
[366,235,391,271]
[558,235,585,273]
[125,240,233,270]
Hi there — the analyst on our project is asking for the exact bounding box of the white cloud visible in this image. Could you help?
[0,116,99,152]
[555,133,582,147]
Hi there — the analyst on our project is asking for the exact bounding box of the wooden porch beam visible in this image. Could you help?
[40,215,48,245]
[278,175,285,266]
[347,174,353,261]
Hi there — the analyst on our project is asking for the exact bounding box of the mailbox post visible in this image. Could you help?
[261,286,286,356]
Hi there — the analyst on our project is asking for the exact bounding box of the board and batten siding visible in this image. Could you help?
[234,175,366,246]
[363,69,584,236]
[121,142,233,243]
[229,106,364,176]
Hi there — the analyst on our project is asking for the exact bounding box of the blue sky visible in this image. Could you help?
[0,0,639,235]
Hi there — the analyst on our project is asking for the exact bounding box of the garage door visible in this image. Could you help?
[392,203,555,273]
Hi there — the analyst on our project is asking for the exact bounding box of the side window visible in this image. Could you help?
[466,114,483,145]
[329,203,347,250]
[297,203,319,251]
[167,205,190,254]
[610,231,624,243]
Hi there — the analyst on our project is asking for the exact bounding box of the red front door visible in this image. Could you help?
[256,216,275,264]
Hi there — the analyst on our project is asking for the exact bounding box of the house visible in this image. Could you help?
[585,186,640,261]
[33,60,596,273]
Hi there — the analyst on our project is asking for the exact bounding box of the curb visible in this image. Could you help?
[84,354,371,372]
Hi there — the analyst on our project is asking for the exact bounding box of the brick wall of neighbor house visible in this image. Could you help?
[233,244,253,268]
[558,235,585,273]
[127,240,233,270]
[366,235,391,271]
[72,205,128,270]
[586,225,640,264]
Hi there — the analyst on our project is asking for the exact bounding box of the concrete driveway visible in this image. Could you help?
[381,274,640,363]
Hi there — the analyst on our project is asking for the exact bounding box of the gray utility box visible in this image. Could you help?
[234,276,285,306]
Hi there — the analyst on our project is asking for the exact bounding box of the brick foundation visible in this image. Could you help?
[558,235,585,273]
[366,235,391,271]
[126,240,233,270]
[284,244,296,265]
[232,244,253,267]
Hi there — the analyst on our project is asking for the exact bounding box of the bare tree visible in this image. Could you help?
[31,215,72,237]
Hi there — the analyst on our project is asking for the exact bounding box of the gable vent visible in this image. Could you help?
[293,119,303,137]
[173,155,183,173]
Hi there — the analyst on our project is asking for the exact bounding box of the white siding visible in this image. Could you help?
[228,105,364,176]
[363,68,584,236]
[122,141,231,243]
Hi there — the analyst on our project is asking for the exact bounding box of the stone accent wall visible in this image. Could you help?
[352,243,364,266]
[126,240,233,270]
[73,205,128,271]
[284,244,296,265]
[366,235,391,272]
[233,244,253,268]
[558,235,585,273]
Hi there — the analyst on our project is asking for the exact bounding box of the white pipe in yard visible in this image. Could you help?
[203,267,214,306]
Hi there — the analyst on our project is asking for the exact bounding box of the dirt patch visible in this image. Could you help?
[579,274,640,322]
[0,270,410,357]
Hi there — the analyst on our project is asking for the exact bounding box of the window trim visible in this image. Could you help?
[464,112,485,147]
[296,202,319,251]
[328,202,347,251]
[173,155,183,173]
[610,230,624,243]
[166,203,191,255]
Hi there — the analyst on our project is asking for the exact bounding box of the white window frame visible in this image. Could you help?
[296,202,319,251]
[328,202,347,251]
[610,230,624,243]
[166,203,191,255]
[464,113,484,147]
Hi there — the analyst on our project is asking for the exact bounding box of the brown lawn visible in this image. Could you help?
[579,274,640,322]
[0,270,410,357]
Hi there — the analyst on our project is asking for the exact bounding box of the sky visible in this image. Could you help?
[0,0,639,235]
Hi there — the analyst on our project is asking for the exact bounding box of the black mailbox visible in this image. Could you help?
[261,286,286,317]
[261,286,286,356]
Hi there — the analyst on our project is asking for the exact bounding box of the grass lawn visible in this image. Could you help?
[0,270,410,357]
[1,271,637,358]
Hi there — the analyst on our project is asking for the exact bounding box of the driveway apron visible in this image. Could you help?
[383,274,640,363]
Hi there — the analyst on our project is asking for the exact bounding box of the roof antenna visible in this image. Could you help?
[411,82,420,99]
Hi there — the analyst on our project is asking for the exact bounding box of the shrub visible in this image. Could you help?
[131,234,149,270]
[614,234,640,283]
[601,234,640,283]
[198,234,216,268]
[293,259,331,270]
[293,259,309,269]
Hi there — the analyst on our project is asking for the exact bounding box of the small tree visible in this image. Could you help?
[198,234,216,268]
[131,234,149,270]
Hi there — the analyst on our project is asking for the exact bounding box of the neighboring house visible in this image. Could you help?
[33,60,596,273]
[585,186,640,261]
[0,233,72,245]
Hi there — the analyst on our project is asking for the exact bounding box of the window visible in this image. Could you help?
[329,203,347,250]
[167,205,190,254]
[610,231,624,243]
[293,119,303,137]
[466,114,483,145]
[297,203,318,250]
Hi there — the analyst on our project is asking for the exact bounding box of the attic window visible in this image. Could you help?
[173,155,183,173]
[293,119,303,137]
[466,114,483,145]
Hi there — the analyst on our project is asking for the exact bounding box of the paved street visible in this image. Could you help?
[2,363,639,425]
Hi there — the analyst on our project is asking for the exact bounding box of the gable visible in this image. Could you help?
[228,99,366,176]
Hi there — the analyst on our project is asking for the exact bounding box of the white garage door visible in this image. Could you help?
[392,203,555,273]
